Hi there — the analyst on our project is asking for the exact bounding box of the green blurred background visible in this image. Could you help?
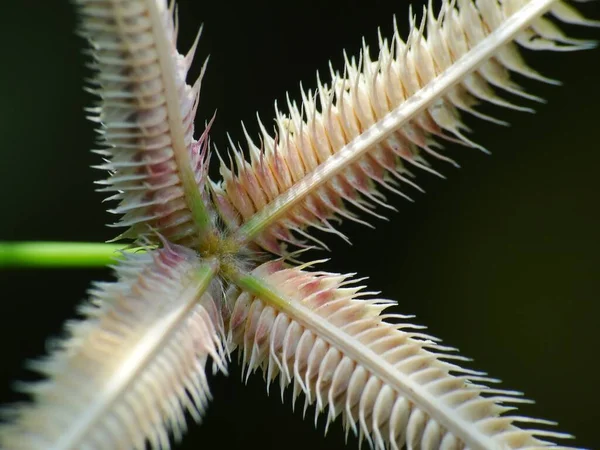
[0,1,599,449]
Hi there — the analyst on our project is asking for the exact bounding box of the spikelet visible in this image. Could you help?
[226,259,577,450]
[212,0,599,254]
[78,0,213,247]
[0,244,225,449]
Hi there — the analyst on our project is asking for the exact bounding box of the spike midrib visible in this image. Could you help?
[144,0,213,246]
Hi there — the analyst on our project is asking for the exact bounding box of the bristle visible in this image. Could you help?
[213,0,597,254]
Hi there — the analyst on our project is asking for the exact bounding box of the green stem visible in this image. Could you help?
[0,242,137,268]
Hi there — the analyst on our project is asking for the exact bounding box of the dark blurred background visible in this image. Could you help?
[1,1,599,449]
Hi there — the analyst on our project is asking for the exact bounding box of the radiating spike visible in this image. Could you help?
[227,260,583,450]
[73,0,212,248]
[214,0,597,255]
[1,245,224,449]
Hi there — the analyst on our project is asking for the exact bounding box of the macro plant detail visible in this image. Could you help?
[0,0,598,449]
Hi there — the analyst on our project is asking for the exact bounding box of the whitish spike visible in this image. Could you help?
[215,0,597,254]
[78,0,214,247]
[228,260,579,450]
[0,245,223,450]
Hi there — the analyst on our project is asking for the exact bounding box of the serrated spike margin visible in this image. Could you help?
[77,0,214,247]
[0,245,224,449]
[213,0,597,254]
[228,260,577,450]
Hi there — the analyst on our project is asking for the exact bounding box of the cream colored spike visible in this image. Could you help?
[80,0,214,248]
[0,245,224,450]
[228,260,575,450]
[212,0,598,255]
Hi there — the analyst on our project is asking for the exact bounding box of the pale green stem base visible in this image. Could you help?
[0,242,136,268]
